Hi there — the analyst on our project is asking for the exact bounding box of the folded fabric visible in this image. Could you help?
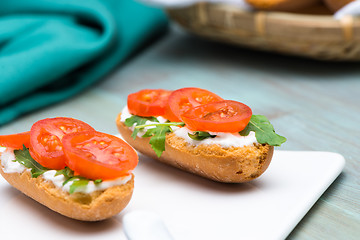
[0,0,167,126]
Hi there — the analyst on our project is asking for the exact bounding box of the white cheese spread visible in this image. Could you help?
[0,147,27,173]
[41,170,132,194]
[0,147,131,194]
[120,106,258,148]
[173,127,257,148]
[121,106,179,137]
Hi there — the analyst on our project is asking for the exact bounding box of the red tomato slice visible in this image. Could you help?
[30,117,95,169]
[0,132,30,149]
[181,100,252,132]
[164,87,224,122]
[62,131,138,180]
[127,89,172,117]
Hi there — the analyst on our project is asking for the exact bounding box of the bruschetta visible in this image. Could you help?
[0,117,138,221]
[117,88,286,183]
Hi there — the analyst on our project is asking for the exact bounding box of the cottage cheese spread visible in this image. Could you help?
[0,147,131,194]
[120,106,258,148]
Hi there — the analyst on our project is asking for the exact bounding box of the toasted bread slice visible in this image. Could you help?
[0,159,134,221]
[116,113,273,183]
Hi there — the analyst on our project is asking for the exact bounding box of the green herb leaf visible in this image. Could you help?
[142,125,172,157]
[62,177,74,187]
[134,121,185,157]
[12,148,102,194]
[188,131,217,140]
[13,146,49,178]
[125,116,187,157]
[55,167,73,178]
[69,179,90,194]
[124,115,159,139]
[56,167,102,194]
[55,167,75,186]
[94,179,103,184]
[239,115,286,146]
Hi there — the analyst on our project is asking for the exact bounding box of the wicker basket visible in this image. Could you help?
[167,3,360,61]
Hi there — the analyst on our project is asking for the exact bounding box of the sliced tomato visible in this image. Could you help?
[181,100,252,132]
[62,131,138,180]
[0,131,30,149]
[127,89,172,117]
[30,117,95,169]
[164,87,224,122]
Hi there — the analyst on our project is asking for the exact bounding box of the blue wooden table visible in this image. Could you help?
[1,26,359,239]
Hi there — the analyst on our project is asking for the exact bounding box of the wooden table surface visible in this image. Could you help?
[1,26,359,239]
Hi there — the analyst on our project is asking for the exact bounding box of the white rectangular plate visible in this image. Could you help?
[0,150,345,240]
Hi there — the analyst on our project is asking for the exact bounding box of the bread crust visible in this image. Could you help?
[245,0,320,11]
[0,160,134,221]
[116,113,273,183]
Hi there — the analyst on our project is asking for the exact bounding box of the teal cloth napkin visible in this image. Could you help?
[0,0,167,126]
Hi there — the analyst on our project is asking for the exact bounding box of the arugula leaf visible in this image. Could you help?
[56,167,102,193]
[188,131,216,141]
[133,121,185,157]
[12,148,103,194]
[69,178,90,194]
[142,125,172,157]
[62,176,74,187]
[124,115,185,157]
[124,115,159,139]
[239,115,286,146]
[94,179,103,184]
[55,167,73,178]
[56,167,76,186]
[13,146,49,178]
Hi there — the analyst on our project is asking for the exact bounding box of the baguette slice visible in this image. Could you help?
[0,159,134,221]
[116,113,273,183]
